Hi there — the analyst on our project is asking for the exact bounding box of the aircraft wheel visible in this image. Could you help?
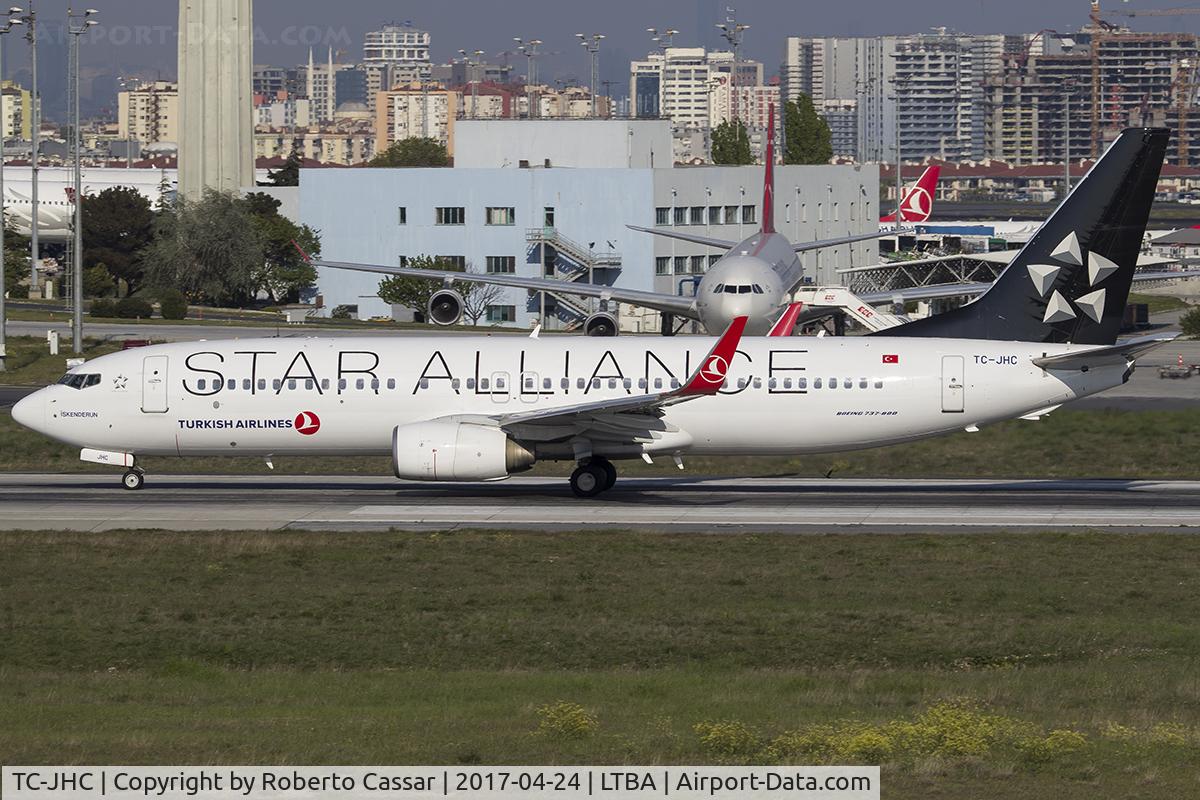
[122,470,144,491]
[570,463,606,498]
[592,457,617,490]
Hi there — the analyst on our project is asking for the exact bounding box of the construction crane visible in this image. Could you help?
[1088,2,1200,157]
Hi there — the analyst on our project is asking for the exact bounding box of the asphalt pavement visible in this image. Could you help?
[1,475,1199,532]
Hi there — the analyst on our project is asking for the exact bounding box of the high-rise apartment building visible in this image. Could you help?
[375,85,460,153]
[363,23,431,79]
[1,80,31,141]
[117,80,179,145]
[783,33,1003,163]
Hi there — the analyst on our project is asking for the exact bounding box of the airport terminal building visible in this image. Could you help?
[300,120,879,330]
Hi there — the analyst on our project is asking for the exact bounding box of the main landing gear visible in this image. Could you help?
[569,456,618,498]
[122,468,145,491]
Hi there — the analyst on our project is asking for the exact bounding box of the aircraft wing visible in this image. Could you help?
[311,257,700,319]
[626,224,895,253]
[493,317,747,442]
[1032,333,1178,371]
[792,230,903,253]
[625,224,736,249]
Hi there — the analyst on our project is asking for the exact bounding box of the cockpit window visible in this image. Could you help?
[58,373,101,390]
[723,285,737,293]
[738,285,751,294]
[752,284,764,294]
[712,283,724,293]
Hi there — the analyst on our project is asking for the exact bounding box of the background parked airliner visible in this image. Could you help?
[307,105,889,337]
[11,128,1173,497]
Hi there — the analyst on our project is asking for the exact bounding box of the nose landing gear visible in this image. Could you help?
[122,469,145,491]
[569,456,617,498]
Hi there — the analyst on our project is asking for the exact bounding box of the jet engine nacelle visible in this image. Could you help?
[583,311,619,337]
[392,421,535,481]
[427,289,464,326]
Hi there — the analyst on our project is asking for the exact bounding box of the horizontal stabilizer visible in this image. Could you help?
[1032,333,1177,371]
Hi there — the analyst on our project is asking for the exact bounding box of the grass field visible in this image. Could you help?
[1128,292,1193,316]
[2,529,1200,798]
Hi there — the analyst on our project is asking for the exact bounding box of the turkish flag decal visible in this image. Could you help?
[882,354,900,364]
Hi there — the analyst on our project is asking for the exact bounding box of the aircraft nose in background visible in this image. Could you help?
[10,392,43,432]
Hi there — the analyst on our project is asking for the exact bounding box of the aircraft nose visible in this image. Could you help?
[10,391,43,432]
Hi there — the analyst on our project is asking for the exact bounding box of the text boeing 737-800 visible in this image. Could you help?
[11,128,1174,496]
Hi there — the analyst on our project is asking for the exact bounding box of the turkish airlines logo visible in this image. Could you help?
[902,186,932,222]
[882,354,900,364]
[294,411,321,435]
[700,355,728,383]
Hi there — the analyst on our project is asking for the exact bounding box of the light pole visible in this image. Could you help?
[458,48,484,119]
[0,11,22,373]
[68,7,97,355]
[117,74,135,168]
[890,71,914,228]
[716,9,750,127]
[513,37,542,119]
[575,33,604,118]
[646,27,679,53]
[1059,78,1077,199]
[20,0,37,290]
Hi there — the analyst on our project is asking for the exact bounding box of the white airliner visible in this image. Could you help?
[306,105,891,337]
[10,127,1175,497]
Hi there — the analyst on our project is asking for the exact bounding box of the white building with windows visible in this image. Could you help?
[363,23,432,78]
[300,163,878,330]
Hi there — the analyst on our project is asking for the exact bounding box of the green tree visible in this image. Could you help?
[783,96,833,165]
[1181,306,1200,338]
[265,144,302,186]
[242,191,320,303]
[2,210,29,284]
[82,264,116,298]
[81,186,155,295]
[140,190,262,306]
[711,120,753,165]
[377,255,464,321]
[369,137,449,167]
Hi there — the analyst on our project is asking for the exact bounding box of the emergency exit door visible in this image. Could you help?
[941,355,964,413]
[142,355,169,413]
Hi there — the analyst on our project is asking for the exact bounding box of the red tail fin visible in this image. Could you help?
[761,103,775,234]
[880,165,940,223]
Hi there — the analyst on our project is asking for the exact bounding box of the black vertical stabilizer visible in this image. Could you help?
[876,127,1169,345]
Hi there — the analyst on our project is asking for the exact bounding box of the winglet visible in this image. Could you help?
[677,316,748,395]
[762,103,775,234]
[767,302,803,337]
[291,239,313,263]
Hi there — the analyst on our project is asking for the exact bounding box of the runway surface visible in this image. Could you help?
[3,474,1200,532]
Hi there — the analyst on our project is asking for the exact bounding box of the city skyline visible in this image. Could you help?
[4,0,1200,119]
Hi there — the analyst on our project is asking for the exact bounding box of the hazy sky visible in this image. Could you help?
[8,0,1200,118]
